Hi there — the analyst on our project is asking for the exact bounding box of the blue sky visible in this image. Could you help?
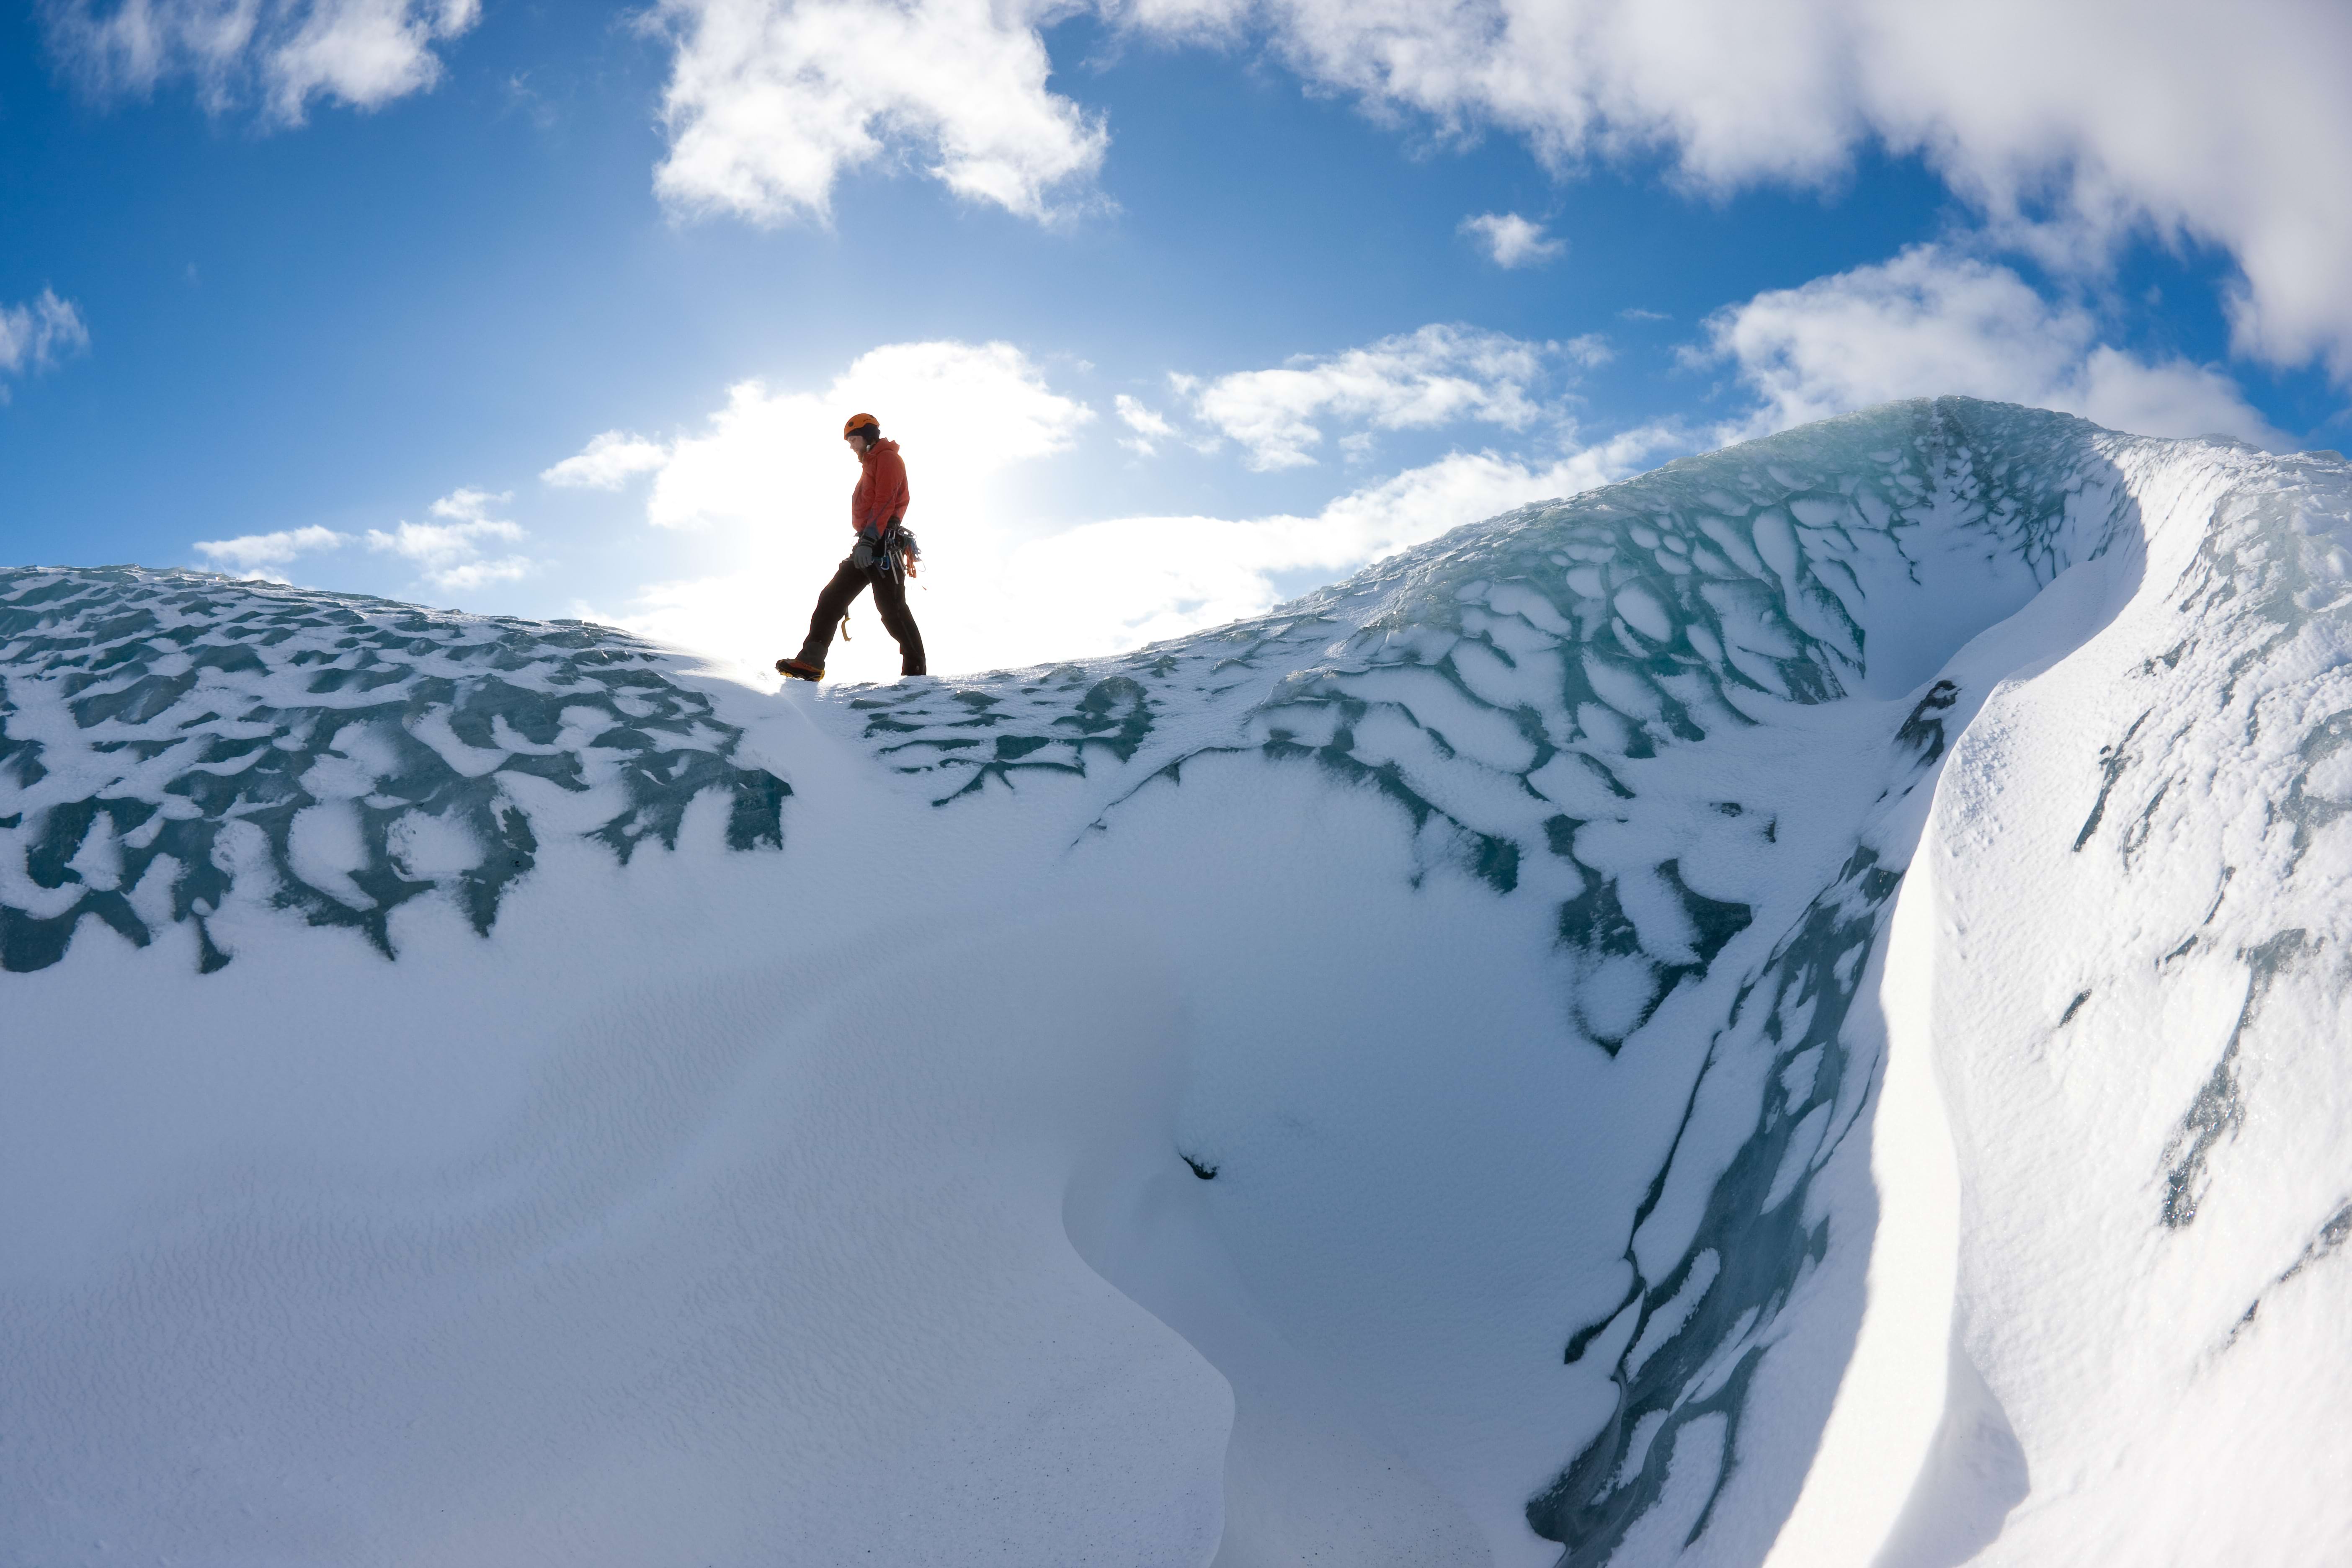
[5,0,2349,680]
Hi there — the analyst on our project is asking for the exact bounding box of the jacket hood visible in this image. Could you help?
[863,438,900,459]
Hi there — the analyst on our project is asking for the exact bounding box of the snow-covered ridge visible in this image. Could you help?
[5,400,2348,1565]
[0,570,788,972]
[846,397,2147,1560]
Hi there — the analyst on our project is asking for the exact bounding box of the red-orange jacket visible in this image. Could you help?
[851,438,909,538]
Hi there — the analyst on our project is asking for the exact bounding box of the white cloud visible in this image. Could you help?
[1560,333,1613,369]
[1114,393,1176,454]
[647,0,1109,225]
[636,0,2352,377]
[366,487,536,593]
[542,430,671,490]
[619,339,1093,535]
[0,289,92,389]
[45,0,479,122]
[1182,324,1575,472]
[1460,211,1563,268]
[192,524,348,579]
[1089,0,2352,383]
[1701,244,2289,449]
[193,487,538,594]
[1103,0,1248,41]
[573,335,1685,683]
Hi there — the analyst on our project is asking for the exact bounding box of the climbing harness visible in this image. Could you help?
[883,522,919,585]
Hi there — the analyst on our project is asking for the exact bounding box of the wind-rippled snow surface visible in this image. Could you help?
[5,399,2349,1566]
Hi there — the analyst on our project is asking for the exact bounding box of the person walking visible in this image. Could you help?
[776,413,927,681]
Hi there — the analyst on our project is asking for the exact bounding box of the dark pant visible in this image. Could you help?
[797,556,926,676]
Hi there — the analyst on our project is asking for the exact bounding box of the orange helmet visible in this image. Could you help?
[842,412,880,438]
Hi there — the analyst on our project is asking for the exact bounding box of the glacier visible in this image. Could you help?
[3,397,2347,1565]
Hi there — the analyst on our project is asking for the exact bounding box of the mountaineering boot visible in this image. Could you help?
[776,658,824,681]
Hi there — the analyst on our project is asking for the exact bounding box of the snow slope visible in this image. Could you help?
[4,398,2347,1565]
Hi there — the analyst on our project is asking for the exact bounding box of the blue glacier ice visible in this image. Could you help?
[3,398,2348,1565]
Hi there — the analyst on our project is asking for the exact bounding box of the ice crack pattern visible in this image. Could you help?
[0,567,789,972]
[842,397,2143,1560]
[13,399,2351,1565]
[852,398,2126,1058]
